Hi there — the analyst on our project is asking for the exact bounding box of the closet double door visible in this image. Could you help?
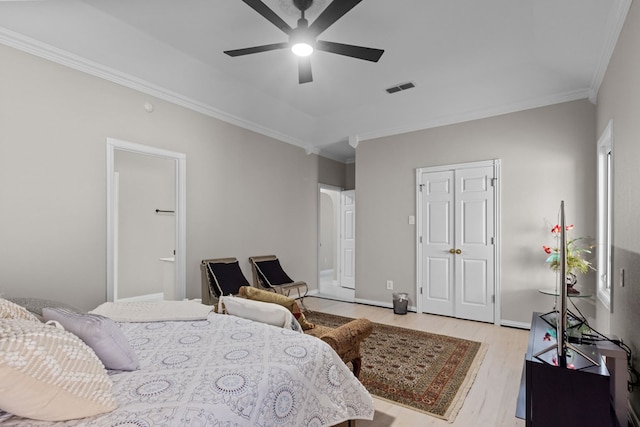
[418,163,497,323]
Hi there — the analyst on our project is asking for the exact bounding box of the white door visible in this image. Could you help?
[421,171,455,316]
[340,190,356,289]
[419,165,496,323]
[454,166,495,322]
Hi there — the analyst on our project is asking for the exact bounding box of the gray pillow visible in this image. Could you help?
[42,307,140,371]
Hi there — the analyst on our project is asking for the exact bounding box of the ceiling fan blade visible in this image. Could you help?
[224,42,289,57]
[315,40,384,62]
[241,0,293,34]
[298,56,313,84]
[308,0,363,37]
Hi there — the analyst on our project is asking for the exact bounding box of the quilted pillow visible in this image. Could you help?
[0,297,40,322]
[0,319,117,421]
[239,286,315,330]
[42,308,139,371]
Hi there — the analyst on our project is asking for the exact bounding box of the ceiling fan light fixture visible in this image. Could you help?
[225,0,384,83]
[292,42,314,56]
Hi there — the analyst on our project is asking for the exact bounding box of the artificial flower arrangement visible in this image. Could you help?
[542,223,594,294]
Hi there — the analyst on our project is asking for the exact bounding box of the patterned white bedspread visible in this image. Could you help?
[3,313,374,426]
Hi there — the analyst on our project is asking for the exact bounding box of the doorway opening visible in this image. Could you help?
[106,138,186,302]
[317,184,355,302]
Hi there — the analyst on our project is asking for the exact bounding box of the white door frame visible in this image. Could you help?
[416,159,501,324]
[106,138,186,302]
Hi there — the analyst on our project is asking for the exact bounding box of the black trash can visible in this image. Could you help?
[392,292,408,315]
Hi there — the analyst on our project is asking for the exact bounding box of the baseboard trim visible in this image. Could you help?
[630,402,639,427]
[353,297,418,313]
[354,297,393,310]
[500,320,531,330]
[342,297,535,328]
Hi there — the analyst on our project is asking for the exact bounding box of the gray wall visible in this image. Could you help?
[345,163,355,190]
[0,44,344,310]
[596,0,640,417]
[355,99,597,325]
[318,156,346,188]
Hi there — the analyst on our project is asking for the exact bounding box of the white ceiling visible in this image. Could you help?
[0,0,630,162]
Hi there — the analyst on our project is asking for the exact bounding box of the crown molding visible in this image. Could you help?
[0,27,310,152]
[588,0,632,103]
[0,21,616,163]
[305,145,320,155]
[355,88,592,143]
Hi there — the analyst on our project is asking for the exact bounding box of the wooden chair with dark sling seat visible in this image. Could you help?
[200,257,251,306]
[248,255,309,309]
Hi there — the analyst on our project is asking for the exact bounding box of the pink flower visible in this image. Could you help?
[542,245,552,254]
[551,224,561,234]
[566,224,574,230]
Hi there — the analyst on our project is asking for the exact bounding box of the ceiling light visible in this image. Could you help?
[292,42,313,57]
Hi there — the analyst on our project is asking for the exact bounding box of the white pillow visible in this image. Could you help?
[219,296,301,331]
[0,319,117,421]
[42,308,140,371]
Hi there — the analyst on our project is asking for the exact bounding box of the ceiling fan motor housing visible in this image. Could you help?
[293,0,313,13]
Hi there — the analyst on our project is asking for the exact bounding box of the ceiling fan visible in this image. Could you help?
[224,0,384,84]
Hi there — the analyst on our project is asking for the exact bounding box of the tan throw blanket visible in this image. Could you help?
[89,300,213,322]
[218,296,301,331]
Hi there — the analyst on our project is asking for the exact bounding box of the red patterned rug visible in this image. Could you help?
[305,311,487,422]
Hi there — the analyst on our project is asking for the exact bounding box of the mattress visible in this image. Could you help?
[1,312,374,426]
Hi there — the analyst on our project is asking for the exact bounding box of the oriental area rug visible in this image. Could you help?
[304,311,487,422]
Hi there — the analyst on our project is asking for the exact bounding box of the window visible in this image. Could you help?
[596,120,613,311]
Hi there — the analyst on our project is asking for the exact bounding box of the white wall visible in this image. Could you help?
[0,44,344,310]
[355,99,597,325]
[596,0,640,417]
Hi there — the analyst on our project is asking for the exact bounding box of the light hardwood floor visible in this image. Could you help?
[306,297,529,427]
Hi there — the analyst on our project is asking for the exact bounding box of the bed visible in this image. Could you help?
[0,299,374,427]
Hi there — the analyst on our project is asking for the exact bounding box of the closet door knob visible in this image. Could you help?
[449,249,456,254]
[455,249,462,254]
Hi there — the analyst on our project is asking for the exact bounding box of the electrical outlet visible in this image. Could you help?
[386,280,393,290]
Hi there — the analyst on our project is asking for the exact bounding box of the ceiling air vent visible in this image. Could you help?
[386,81,415,94]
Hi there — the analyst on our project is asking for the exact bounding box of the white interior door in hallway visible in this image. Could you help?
[416,160,500,324]
[340,190,356,290]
